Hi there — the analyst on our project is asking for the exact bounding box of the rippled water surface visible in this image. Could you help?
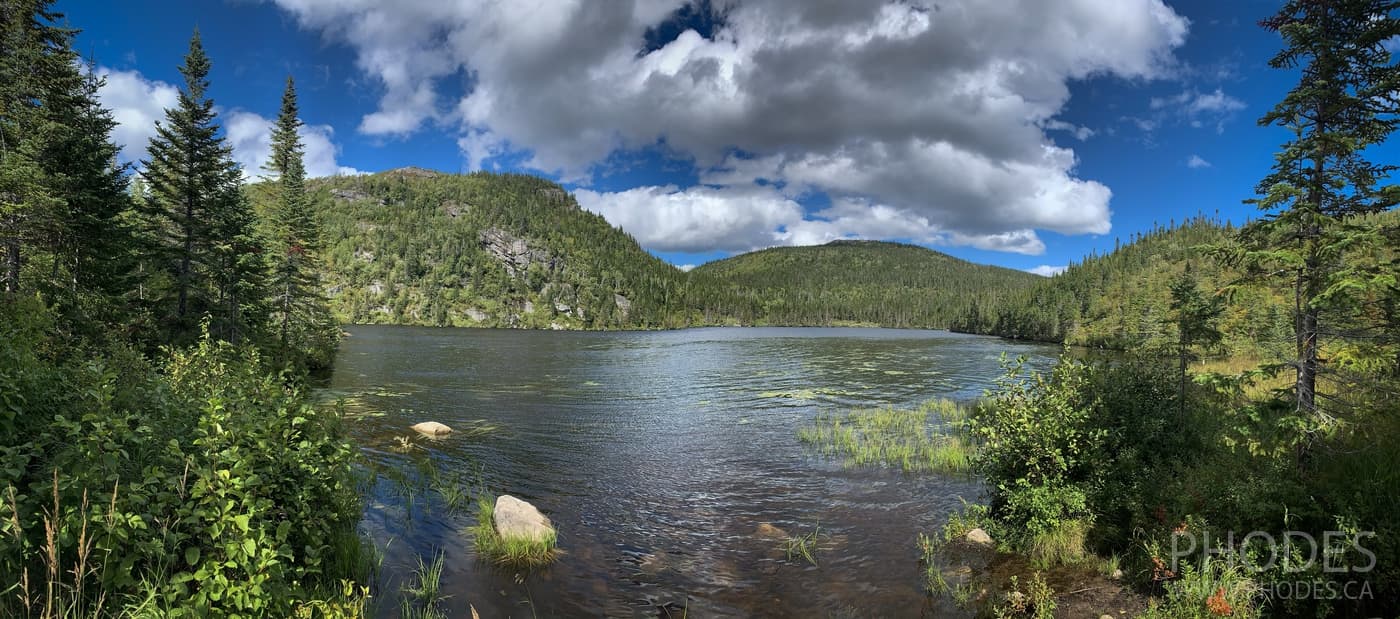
[328,326,1057,617]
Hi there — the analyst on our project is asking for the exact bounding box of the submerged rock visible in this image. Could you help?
[965,528,993,546]
[754,523,788,539]
[411,421,453,436]
[494,495,555,542]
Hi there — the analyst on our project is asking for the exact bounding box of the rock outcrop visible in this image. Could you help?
[494,495,555,542]
[386,166,440,178]
[478,227,555,278]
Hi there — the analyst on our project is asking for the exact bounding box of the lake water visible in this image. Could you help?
[327,326,1058,617]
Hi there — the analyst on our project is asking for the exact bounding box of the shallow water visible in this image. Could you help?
[328,326,1057,617]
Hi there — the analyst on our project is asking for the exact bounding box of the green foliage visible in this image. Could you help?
[992,573,1056,619]
[966,357,1104,542]
[0,300,363,617]
[692,240,1041,329]
[1139,559,1262,619]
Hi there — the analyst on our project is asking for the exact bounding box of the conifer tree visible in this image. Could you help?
[1167,264,1224,413]
[142,30,262,343]
[0,0,68,294]
[264,76,335,366]
[1239,0,1399,434]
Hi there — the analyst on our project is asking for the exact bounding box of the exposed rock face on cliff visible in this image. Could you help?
[479,227,556,279]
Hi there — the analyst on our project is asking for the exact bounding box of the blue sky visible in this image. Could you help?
[62,0,1399,274]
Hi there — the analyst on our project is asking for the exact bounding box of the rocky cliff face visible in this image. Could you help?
[478,227,556,278]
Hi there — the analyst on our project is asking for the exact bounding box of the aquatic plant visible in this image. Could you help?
[399,550,448,619]
[797,398,976,474]
[781,525,823,566]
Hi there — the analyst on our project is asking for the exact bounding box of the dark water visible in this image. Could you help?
[327,326,1058,617]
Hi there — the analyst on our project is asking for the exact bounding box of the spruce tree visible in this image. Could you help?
[1239,0,1399,434]
[142,30,262,343]
[1167,264,1224,414]
[0,0,67,294]
[264,76,335,367]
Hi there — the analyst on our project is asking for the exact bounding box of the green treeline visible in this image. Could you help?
[690,240,1041,328]
[949,217,1295,353]
[2,4,361,616]
[302,175,1052,332]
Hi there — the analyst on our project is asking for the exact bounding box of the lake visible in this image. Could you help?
[327,325,1058,617]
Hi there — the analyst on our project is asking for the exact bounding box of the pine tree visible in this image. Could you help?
[142,30,262,343]
[0,0,69,294]
[1239,0,1399,436]
[263,76,335,367]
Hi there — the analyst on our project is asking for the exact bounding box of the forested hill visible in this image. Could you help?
[950,216,1293,352]
[296,169,704,329]
[688,240,1041,329]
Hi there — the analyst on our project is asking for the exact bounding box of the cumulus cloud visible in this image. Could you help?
[1186,154,1211,169]
[94,67,180,163]
[271,0,1192,253]
[1027,265,1068,277]
[95,66,358,178]
[576,182,1048,255]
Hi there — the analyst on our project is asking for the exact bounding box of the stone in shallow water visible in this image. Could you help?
[754,522,788,539]
[494,495,554,541]
[411,421,453,436]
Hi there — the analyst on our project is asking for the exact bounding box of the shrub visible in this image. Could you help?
[0,301,364,617]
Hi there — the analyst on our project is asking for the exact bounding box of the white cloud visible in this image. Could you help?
[576,183,1048,255]
[1148,87,1245,133]
[575,184,805,253]
[1027,265,1068,277]
[96,66,358,178]
[1042,120,1096,141]
[272,0,1192,253]
[675,263,696,272]
[94,67,180,163]
[1186,154,1211,169]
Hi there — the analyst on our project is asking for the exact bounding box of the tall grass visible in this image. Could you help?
[798,398,976,473]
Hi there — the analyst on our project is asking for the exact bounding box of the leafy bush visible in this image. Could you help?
[966,356,1103,547]
[0,300,363,617]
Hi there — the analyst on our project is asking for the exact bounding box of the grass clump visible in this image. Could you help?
[993,573,1056,619]
[780,525,824,566]
[468,497,559,569]
[1139,559,1261,619]
[798,398,976,473]
[398,550,448,619]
